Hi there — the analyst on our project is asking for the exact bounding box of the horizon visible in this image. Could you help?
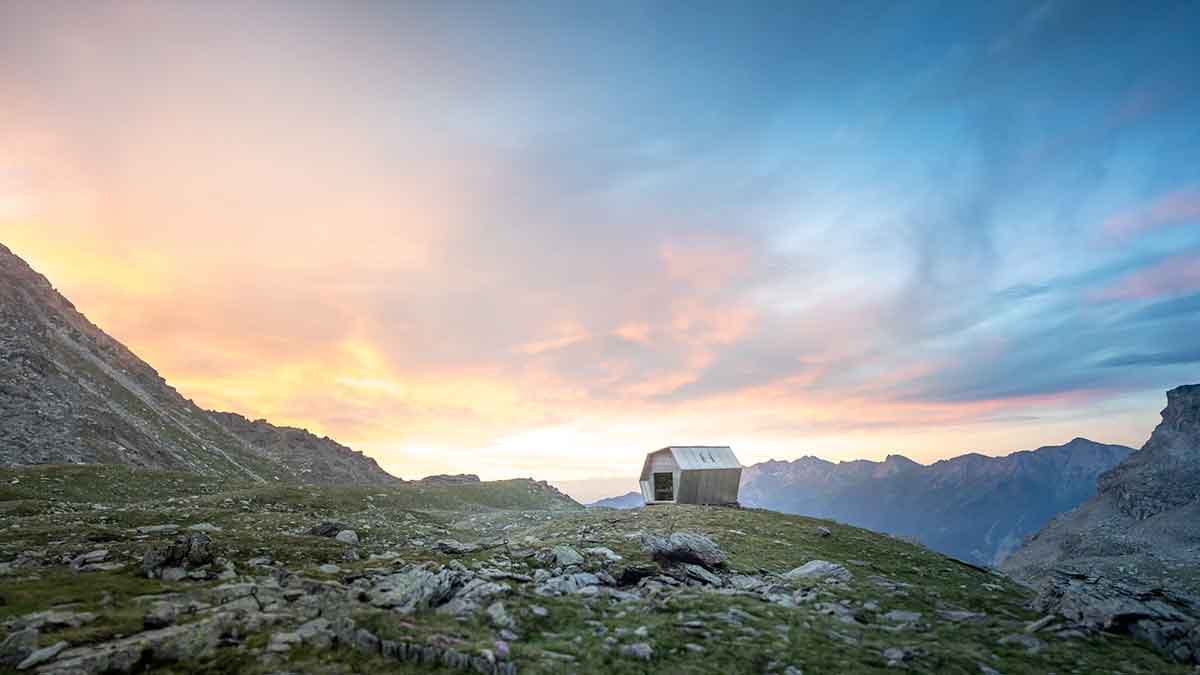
[4,2,1199,484]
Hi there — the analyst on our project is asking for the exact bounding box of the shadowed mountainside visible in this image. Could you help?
[0,242,396,485]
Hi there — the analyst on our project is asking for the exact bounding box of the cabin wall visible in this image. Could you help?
[675,468,742,505]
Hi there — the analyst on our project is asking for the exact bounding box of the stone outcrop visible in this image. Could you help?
[1003,384,1200,664]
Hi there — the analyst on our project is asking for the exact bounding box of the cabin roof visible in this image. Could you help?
[640,446,741,480]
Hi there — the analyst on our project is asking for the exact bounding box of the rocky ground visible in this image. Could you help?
[1,466,1190,674]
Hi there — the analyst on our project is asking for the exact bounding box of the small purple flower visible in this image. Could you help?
[495,640,510,659]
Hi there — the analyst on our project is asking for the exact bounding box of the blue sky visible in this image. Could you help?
[2,1,1198,483]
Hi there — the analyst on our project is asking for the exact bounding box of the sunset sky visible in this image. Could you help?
[3,2,1199,495]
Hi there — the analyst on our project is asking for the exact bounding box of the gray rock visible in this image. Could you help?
[318,563,340,574]
[70,549,108,570]
[882,646,914,666]
[434,539,480,555]
[367,568,459,612]
[144,601,179,629]
[999,633,1045,655]
[882,610,922,624]
[141,532,215,579]
[296,618,334,649]
[268,632,302,652]
[0,627,38,667]
[815,526,833,537]
[939,610,987,622]
[16,640,67,670]
[307,521,349,538]
[683,563,723,586]
[640,532,726,569]
[584,547,623,562]
[619,642,654,660]
[439,578,510,616]
[551,545,583,567]
[537,572,601,596]
[335,530,360,545]
[784,560,852,583]
[487,601,514,628]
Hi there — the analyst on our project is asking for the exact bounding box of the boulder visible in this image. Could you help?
[1032,569,1200,663]
[434,540,480,555]
[551,545,583,567]
[640,532,726,569]
[335,530,360,545]
[367,568,460,612]
[785,560,852,583]
[306,521,350,538]
[141,532,215,579]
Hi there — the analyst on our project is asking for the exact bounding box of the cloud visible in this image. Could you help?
[1103,186,1200,239]
[1093,253,1200,301]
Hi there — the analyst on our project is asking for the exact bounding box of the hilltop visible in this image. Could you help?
[0,242,395,485]
[0,465,1184,674]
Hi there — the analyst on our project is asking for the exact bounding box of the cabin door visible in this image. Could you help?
[653,472,674,502]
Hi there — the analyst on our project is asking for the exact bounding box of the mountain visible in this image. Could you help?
[0,242,396,485]
[739,438,1132,566]
[1003,385,1200,663]
[588,490,644,509]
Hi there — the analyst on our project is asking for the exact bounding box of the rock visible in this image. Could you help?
[815,526,833,537]
[434,539,480,555]
[1030,569,1199,662]
[537,572,601,596]
[0,627,38,667]
[188,523,222,532]
[487,601,514,628]
[882,646,914,666]
[296,618,335,649]
[47,612,239,673]
[144,601,178,629]
[16,640,67,670]
[939,610,987,623]
[785,560,853,583]
[318,563,341,574]
[584,547,623,562]
[531,605,549,617]
[551,545,584,567]
[999,633,1044,655]
[1025,615,1056,633]
[616,564,657,586]
[619,642,654,660]
[683,563,723,586]
[335,529,360,545]
[268,631,301,653]
[307,521,350,538]
[882,610,922,624]
[136,524,179,535]
[729,574,766,591]
[439,578,511,616]
[640,532,726,569]
[354,628,380,654]
[161,566,187,582]
[141,532,215,579]
[70,549,108,570]
[367,568,459,612]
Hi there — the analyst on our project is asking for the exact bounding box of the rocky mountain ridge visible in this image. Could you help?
[0,242,396,485]
[1003,384,1200,663]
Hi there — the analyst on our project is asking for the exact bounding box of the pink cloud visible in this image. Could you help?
[1103,186,1200,239]
[1094,254,1200,301]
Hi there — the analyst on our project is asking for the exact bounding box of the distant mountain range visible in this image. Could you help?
[590,437,1133,566]
[0,242,397,485]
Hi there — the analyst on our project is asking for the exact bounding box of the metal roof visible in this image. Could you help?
[658,446,741,471]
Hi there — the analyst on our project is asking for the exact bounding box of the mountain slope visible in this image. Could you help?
[737,438,1133,566]
[1002,385,1200,662]
[0,242,396,485]
[587,491,644,509]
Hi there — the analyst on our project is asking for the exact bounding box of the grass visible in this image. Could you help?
[0,466,1189,674]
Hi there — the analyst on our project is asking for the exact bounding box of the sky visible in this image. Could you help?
[2,1,1199,496]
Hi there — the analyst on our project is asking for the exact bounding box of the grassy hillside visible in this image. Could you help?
[0,466,1183,674]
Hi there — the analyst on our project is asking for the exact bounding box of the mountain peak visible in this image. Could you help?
[0,242,397,485]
